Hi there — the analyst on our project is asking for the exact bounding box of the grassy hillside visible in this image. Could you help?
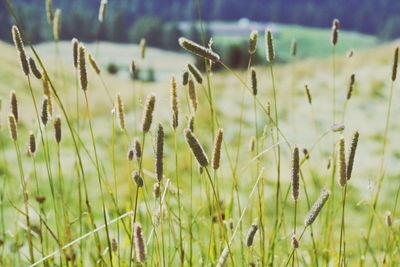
[0,29,399,267]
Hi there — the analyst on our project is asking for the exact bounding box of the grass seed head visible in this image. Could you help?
[188,64,203,84]
[72,38,79,68]
[78,43,88,90]
[251,68,257,95]
[10,91,18,123]
[155,124,164,182]
[46,0,53,23]
[171,76,179,129]
[347,130,359,180]
[28,131,36,154]
[54,116,61,144]
[53,9,61,41]
[153,183,161,199]
[140,38,146,59]
[392,47,399,82]
[184,128,209,167]
[305,85,312,105]
[212,128,223,170]
[41,96,49,126]
[265,29,275,63]
[245,223,258,247]
[188,78,198,112]
[12,25,29,76]
[182,70,189,85]
[116,93,125,130]
[347,74,356,100]
[338,136,347,187]
[291,146,300,200]
[248,30,258,55]
[291,235,299,249]
[179,37,220,62]
[132,171,144,187]
[134,138,142,161]
[133,223,146,263]
[141,94,156,133]
[88,53,101,74]
[29,57,42,79]
[98,0,107,22]
[291,39,297,56]
[304,189,330,226]
[8,114,17,141]
[386,211,392,227]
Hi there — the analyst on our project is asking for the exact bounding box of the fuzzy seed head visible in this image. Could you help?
[305,85,312,105]
[386,211,392,227]
[251,68,257,95]
[116,94,125,130]
[140,38,146,59]
[347,130,359,180]
[78,44,88,90]
[132,171,144,187]
[179,37,220,62]
[248,30,258,55]
[10,91,18,123]
[41,96,49,126]
[338,136,347,187]
[291,146,300,201]
[111,238,117,252]
[141,94,156,133]
[72,38,79,68]
[188,115,195,132]
[245,224,258,247]
[12,26,29,76]
[54,117,61,144]
[88,53,101,74]
[28,131,36,154]
[134,138,142,161]
[212,128,223,170]
[331,123,345,132]
[153,183,161,199]
[98,0,107,22]
[249,136,256,152]
[331,19,340,46]
[347,74,356,100]
[265,29,275,63]
[130,60,136,76]
[46,0,53,23]
[392,47,399,82]
[304,189,330,226]
[184,128,209,167]
[29,57,42,79]
[8,114,17,141]
[127,145,134,161]
[347,49,354,58]
[133,223,146,263]
[291,39,297,56]
[53,9,61,41]
[155,124,164,182]
[188,79,198,112]
[291,235,299,249]
[187,64,203,84]
[182,70,189,86]
[171,76,179,129]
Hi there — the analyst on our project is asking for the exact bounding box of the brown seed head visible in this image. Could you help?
[72,38,79,68]
[265,29,275,63]
[188,78,198,112]
[187,64,203,84]
[155,124,164,182]
[78,43,88,90]
[184,128,209,167]
[171,76,179,129]
[291,146,300,201]
[338,136,347,187]
[141,94,156,133]
[88,53,101,74]
[54,116,61,144]
[133,223,146,263]
[179,37,220,62]
[116,93,125,130]
[304,189,330,226]
[8,114,18,141]
[10,91,18,123]
[212,128,223,170]
[29,57,42,79]
[28,131,36,154]
[248,30,258,55]
[12,25,29,76]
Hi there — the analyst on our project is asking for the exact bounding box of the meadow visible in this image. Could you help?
[0,1,399,267]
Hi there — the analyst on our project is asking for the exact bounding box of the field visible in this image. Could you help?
[0,6,399,267]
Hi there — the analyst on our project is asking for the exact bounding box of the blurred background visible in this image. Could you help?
[1,0,400,81]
